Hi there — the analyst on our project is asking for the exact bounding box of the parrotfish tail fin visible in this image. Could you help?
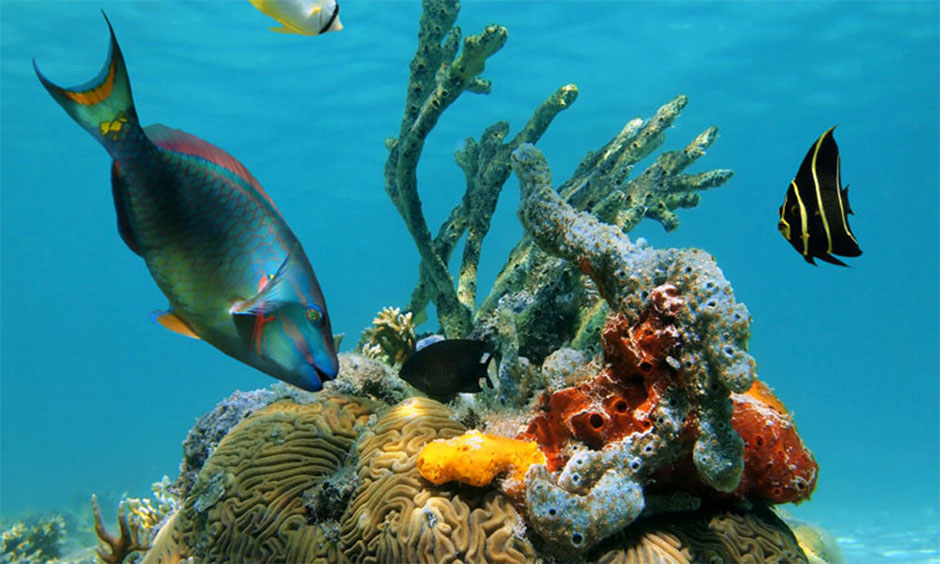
[33,12,142,154]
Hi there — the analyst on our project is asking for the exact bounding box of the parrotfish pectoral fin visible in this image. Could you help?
[230,245,298,316]
[33,12,141,150]
[151,311,201,339]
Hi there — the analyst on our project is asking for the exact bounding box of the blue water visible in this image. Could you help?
[2,1,937,561]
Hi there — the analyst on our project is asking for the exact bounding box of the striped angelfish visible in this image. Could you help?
[778,127,862,266]
[34,15,339,391]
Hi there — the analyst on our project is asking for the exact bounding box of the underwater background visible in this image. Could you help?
[1,1,937,561]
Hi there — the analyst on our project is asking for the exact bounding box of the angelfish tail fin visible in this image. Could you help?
[33,12,143,154]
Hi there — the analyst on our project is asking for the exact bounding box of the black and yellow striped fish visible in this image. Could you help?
[778,127,861,266]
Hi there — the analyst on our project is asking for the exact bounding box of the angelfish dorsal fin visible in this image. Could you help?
[151,310,201,339]
[841,184,854,215]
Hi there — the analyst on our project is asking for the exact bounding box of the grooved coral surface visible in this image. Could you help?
[340,397,536,563]
[595,505,807,564]
[145,397,374,563]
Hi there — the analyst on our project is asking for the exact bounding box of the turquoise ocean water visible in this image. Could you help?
[2,1,938,561]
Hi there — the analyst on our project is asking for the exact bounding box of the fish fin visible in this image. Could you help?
[815,253,849,267]
[803,254,817,266]
[230,244,297,316]
[309,5,323,16]
[143,124,279,206]
[33,12,144,152]
[333,333,345,351]
[110,161,141,255]
[841,185,854,215]
[151,310,201,339]
[482,353,495,389]
[269,24,300,34]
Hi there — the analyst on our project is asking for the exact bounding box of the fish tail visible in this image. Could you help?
[33,12,144,155]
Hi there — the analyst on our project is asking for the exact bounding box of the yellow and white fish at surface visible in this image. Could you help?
[248,0,342,36]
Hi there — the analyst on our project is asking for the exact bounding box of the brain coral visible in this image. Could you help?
[595,504,807,563]
[339,397,536,563]
[143,396,374,563]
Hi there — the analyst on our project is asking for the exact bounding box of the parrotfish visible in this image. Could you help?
[778,126,861,266]
[34,15,338,391]
[399,339,494,403]
[248,0,342,36]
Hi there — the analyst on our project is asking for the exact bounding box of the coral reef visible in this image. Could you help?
[172,388,278,498]
[356,306,417,366]
[1,514,66,563]
[92,476,180,563]
[340,397,536,563]
[77,0,830,561]
[326,351,412,405]
[417,430,545,494]
[594,504,808,563]
[144,396,375,563]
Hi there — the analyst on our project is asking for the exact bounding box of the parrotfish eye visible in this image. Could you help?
[305,305,323,325]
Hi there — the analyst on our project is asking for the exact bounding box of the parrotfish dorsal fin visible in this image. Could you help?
[151,310,201,339]
[229,243,298,316]
[144,124,280,211]
[111,161,141,255]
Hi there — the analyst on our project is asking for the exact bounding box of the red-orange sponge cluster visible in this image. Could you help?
[731,380,818,503]
[518,283,817,504]
[520,285,684,471]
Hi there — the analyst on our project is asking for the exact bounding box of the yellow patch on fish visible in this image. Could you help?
[99,116,128,138]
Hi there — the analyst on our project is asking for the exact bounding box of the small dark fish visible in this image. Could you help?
[399,339,494,402]
[778,126,861,266]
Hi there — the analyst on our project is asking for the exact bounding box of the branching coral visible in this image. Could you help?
[1,514,66,563]
[356,306,417,366]
[383,0,580,339]
[93,494,152,564]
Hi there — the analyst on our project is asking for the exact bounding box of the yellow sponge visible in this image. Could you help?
[417,430,546,488]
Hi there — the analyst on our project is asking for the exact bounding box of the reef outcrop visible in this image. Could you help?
[85,0,825,561]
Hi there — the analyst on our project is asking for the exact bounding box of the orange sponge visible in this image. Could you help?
[417,430,546,489]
